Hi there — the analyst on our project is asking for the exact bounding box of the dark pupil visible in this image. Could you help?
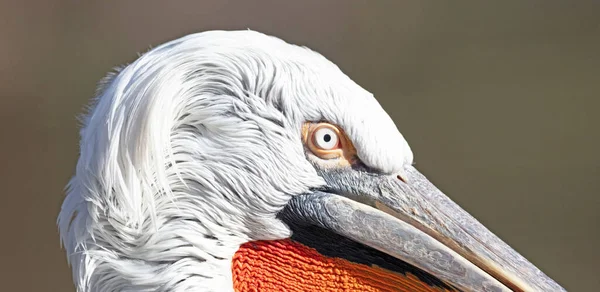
[323,134,331,143]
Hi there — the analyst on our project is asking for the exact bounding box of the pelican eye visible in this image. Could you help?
[313,127,339,150]
[303,122,357,165]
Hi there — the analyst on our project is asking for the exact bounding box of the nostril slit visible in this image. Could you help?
[397,174,406,183]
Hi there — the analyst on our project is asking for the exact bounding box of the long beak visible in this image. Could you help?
[282,165,565,292]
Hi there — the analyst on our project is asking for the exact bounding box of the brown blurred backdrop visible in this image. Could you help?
[1,1,598,291]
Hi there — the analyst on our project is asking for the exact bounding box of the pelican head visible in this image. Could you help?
[58,30,564,291]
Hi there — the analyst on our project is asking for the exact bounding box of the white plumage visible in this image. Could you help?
[58,30,412,292]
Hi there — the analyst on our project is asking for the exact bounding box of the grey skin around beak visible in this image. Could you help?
[281,165,566,292]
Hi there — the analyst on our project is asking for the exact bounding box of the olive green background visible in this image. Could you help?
[1,1,598,291]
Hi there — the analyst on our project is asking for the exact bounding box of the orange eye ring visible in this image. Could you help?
[302,122,357,165]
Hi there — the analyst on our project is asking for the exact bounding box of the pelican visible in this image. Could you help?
[58,30,565,292]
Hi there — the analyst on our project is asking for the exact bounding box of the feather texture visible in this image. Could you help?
[58,30,413,292]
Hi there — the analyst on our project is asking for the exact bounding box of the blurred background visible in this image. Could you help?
[1,1,598,291]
